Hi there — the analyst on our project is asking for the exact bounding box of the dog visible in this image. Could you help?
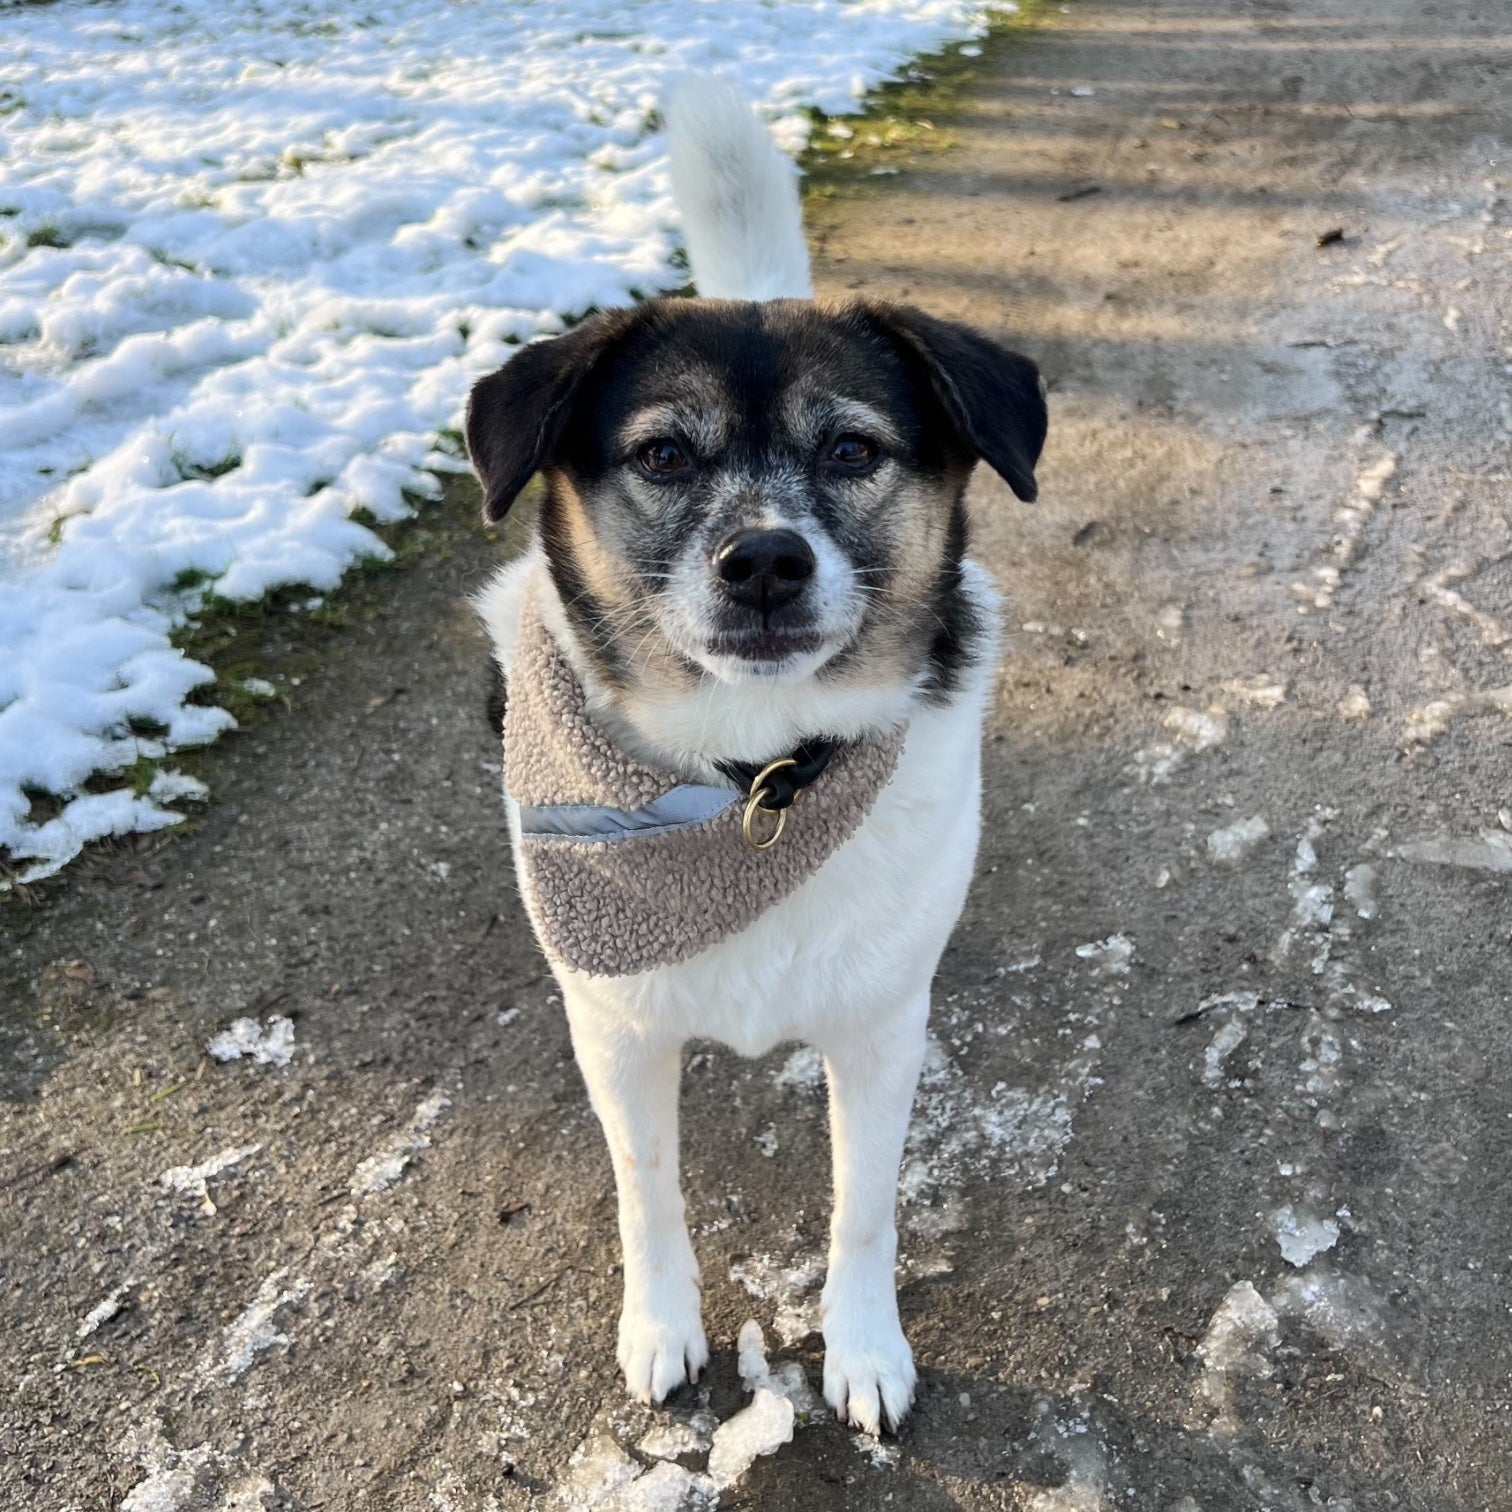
[468,75,1045,1434]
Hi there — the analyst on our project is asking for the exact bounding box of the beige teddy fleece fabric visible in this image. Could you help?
[503,584,905,978]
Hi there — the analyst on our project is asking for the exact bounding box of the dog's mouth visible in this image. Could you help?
[703,626,827,664]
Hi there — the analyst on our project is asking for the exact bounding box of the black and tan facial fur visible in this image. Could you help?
[467,297,1044,717]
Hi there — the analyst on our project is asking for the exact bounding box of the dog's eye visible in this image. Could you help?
[637,439,690,477]
[827,433,880,471]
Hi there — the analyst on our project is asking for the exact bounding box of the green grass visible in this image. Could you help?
[800,1,1055,195]
[26,223,70,250]
[174,453,241,482]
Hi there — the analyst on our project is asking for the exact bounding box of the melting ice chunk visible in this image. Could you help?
[1206,815,1270,865]
[1075,934,1134,976]
[706,1388,794,1489]
[1268,1205,1340,1267]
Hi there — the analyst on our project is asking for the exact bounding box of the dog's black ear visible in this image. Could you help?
[870,304,1046,502]
[465,309,636,522]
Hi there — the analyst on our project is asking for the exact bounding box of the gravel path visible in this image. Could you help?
[4,2,1509,1507]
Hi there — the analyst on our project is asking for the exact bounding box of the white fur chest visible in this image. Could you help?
[482,550,994,1058]
[546,692,985,1055]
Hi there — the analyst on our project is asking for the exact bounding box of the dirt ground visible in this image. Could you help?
[4,0,1511,1507]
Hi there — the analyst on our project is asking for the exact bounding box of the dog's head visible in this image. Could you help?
[467,299,1044,701]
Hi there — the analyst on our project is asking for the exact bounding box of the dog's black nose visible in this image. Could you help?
[713,528,816,609]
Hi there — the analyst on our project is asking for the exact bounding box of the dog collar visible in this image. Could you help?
[502,577,905,977]
[716,739,838,851]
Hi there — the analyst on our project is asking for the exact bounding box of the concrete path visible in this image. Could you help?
[4,2,1509,1507]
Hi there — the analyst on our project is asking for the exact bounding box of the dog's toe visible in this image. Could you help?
[822,1316,916,1435]
[618,1294,708,1405]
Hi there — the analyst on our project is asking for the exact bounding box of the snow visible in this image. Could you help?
[559,1411,723,1507]
[204,1269,310,1384]
[1132,705,1229,783]
[902,963,1113,1229]
[1221,675,1286,709]
[1272,1267,1386,1357]
[773,1044,824,1090]
[902,1032,1081,1218]
[0,0,1001,885]
[78,1282,132,1340]
[350,1088,450,1195]
[1343,862,1379,919]
[1338,685,1372,719]
[1026,1408,1114,1511]
[1202,1017,1248,1089]
[706,1388,795,1489]
[1268,1205,1341,1268]
[1074,934,1134,976]
[121,1467,199,1512]
[1405,683,1512,745]
[599,1461,715,1511]
[556,1429,643,1508]
[735,1317,822,1419]
[206,1015,295,1067]
[1290,882,1334,930]
[1205,815,1270,865]
[1394,828,1512,874]
[1290,451,1398,612]
[636,1420,709,1461]
[556,1319,802,1499]
[729,1253,824,1346]
[1191,1280,1279,1434]
[1421,559,1510,649]
[159,1142,261,1215]
[1027,1485,1109,1512]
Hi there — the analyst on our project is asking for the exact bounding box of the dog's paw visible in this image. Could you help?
[822,1310,916,1434]
[618,1286,708,1405]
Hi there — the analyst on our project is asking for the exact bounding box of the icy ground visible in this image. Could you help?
[0,0,998,883]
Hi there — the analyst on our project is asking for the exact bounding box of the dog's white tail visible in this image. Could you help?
[665,74,812,301]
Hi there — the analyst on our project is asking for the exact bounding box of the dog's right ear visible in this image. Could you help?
[465,309,635,522]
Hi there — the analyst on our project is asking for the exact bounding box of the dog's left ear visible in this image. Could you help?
[869,304,1047,502]
[465,309,636,522]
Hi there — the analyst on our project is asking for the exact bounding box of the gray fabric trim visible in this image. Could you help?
[517,783,739,844]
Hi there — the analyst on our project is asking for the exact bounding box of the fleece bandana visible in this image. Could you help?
[503,581,905,978]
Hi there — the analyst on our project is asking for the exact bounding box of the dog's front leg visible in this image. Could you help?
[815,998,929,1434]
[564,994,707,1404]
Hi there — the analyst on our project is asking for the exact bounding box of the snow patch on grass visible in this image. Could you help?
[0,0,1002,883]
